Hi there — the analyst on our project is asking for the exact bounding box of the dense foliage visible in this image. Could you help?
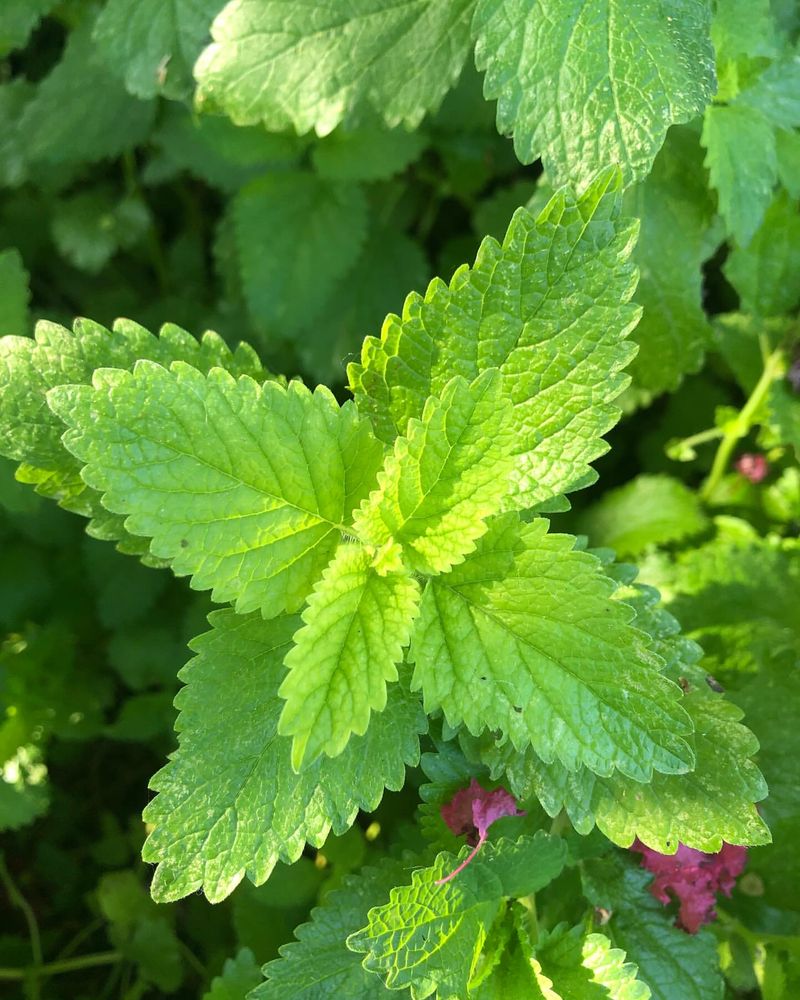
[1,2,799,998]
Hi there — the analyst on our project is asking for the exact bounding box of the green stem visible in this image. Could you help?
[0,951,121,981]
[700,347,785,502]
[0,854,42,969]
[670,425,724,453]
[518,893,539,943]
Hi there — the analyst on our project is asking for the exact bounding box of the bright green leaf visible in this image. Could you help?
[278,544,420,768]
[0,745,49,832]
[411,514,694,780]
[50,365,383,617]
[143,610,426,902]
[195,0,474,134]
[711,0,778,61]
[350,168,640,510]
[472,0,715,185]
[347,835,566,1000]
[256,855,421,999]
[537,926,651,1000]
[354,369,514,574]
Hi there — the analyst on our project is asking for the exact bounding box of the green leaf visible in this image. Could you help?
[234,171,368,337]
[701,102,777,246]
[0,248,29,337]
[0,745,49,832]
[665,533,800,678]
[347,835,566,999]
[411,514,694,780]
[194,0,474,134]
[51,191,151,274]
[769,380,800,458]
[19,17,155,166]
[0,80,33,187]
[97,870,183,991]
[732,657,800,826]
[625,128,719,397]
[496,693,769,854]
[299,222,429,382]
[0,317,267,558]
[256,855,420,999]
[93,0,223,100]
[0,0,57,56]
[142,609,426,902]
[582,854,724,1000]
[147,103,301,191]
[202,948,262,1000]
[577,475,708,558]
[353,370,514,575]
[724,190,800,316]
[777,127,800,198]
[278,544,420,768]
[472,0,715,185]
[711,0,778,61]
[312,125,425,181]
[737,54,800,130]
[350,168,640,510]
[536,926,651,1000]
[50,365,383,617]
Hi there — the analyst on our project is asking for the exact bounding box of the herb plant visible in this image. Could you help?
[0,2,799,998]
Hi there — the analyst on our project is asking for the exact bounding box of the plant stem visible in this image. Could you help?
[0,951,121,981]
[518,893,539,943]
[0,854,42,969]
[700,347,785,502]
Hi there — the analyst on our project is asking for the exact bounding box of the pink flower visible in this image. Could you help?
[736,453,769,484]
[631,840,748,933]
[437,779,525,884]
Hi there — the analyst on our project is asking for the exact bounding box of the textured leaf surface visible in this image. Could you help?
[348,835,566,999]
[0,248,29,337]
[278,544,420,767]
[195,0,474,133]
[537,926,650,1000]
[472,0,715,185]
[50,365,383,617]
[701,103,776,247]
[94,0,223,100]
[234,172,368,337]
[354,370,513,574]
[350,169,640,509]
[411,514,694,780]
[577,475,708,558]
[142,610,426,902]
[202,948,262,1000]
[583,854,724,1000]
[19,18,155,166]
[625,128,718,397]
[256,855,420,999]
[495,694,769,854]
[724,190,800,316]
[0,318,266,556]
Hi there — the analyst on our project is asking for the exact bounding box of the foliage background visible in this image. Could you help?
[0,1,799,998]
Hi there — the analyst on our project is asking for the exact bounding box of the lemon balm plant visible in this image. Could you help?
[1,1,799,998]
